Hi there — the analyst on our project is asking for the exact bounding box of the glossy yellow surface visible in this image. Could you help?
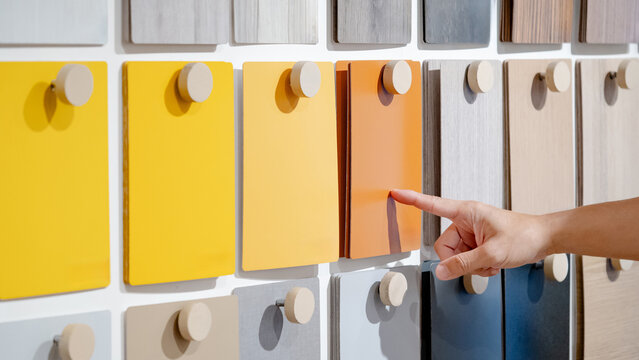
[242,62,339,271]
[0,62,109,299]
[124,62,235,285]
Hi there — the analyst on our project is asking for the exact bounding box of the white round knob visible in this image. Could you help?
[178,62,213,103]
[543,254,569,282]
[290,61,321,98]
[467,60,494,93]
[379,271,408,307]
[617,60,639,90]
[463,274,489,295]
[283,287,315,325]
[611,258,633,271]
[52,64,94,107]
[383,60,412,95]
[178,302,212,342]
[57,324,95,360]
[544,61,571,93]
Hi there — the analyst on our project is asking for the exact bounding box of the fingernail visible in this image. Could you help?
[436,263,453,280]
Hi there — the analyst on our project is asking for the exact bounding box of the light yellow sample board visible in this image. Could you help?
[124,62,235,285]
[242,62,339,271]
[0,62,109,299]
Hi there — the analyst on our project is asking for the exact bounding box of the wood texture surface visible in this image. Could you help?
[580,0,639,43]
[424,0,491,44]
[130,0,229,44]
[335,0,411,44]
[234,0,318,43]
[0,0,107,44]
[501,0,573,43]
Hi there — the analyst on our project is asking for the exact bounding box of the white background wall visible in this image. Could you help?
[0,0,636,359]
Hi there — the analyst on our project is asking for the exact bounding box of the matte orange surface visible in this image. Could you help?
[339,60,423,259]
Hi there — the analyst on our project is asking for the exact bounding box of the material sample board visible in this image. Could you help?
[424,60,504,246]
[243,62,338,271]
[423,0,491,44]
[0,62,109,300]
[501,0,573,43]
[0,311,111,359]
[0,0,107,44]
[130,0,229,44]
[234,0,318,44]
[422,261,502,359]
[576,59,639,359]
[334,0,411,44]
[331,267,420,360]
[123,62,235,285]
[126,296,239,359]
[336,60,422,259]
[233,278,320,360]
[579,0,639,43]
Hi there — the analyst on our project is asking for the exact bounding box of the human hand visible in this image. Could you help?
[391,189,554,281]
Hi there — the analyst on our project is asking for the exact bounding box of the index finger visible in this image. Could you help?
[390,189,461,219]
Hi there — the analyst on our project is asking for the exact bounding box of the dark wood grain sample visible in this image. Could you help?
[501,0,573,43]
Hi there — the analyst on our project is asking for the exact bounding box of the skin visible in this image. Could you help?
[390,189,639,281]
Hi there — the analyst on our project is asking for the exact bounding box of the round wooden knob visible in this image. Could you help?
[544,61,570,93]
[178,302,212,342]
[383,60,412,95]
[611,258,633,271]
[467,60,494,93]
[463,274,489,295]
[57,324,95,360]
[379,271,408,307]
[290,61,321,98]
[178,62,213,103]
[543,254,569,282]
[52,64,94,107]
[617,60,639,90]
[283,287,315,325]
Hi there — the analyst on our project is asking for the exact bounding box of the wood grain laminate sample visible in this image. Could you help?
[130,0,229,44]
[501,0,573,43]
[580,0,639,43]
[576,59,639,359]
[335,0,411,44]
[424,0,491,44]
[234,0,318,43]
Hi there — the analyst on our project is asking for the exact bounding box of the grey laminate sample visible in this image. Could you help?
[234,0,318,43]
[0,0,107,44]
[130,0,229,44]
[335,0,411,44]
[424,0,491,44]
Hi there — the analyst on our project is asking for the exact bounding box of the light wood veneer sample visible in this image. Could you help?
[234,0,317,44]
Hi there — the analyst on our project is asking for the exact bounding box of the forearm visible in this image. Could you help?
[542,198,639,260]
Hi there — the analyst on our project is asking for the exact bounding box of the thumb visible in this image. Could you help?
[435,247,491,280]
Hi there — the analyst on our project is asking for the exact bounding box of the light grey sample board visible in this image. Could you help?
[130,0,230,44]
[0,0,107,45]
[334,0,411,44]
[422,261,502,359]
[234,0,318,44]
[424,0,491,44]
[330,267,420,360]
[0,311,111,359]
[424,60,504,246]
[233,278,320,360]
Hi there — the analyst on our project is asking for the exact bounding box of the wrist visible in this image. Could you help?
[538,212,564,255]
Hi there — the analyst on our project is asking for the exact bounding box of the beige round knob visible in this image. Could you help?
[290,61,321,98]
[463,274,489,295]
[56,324,95,360]
[540,61,570,93]
[52,64,94,107]
[467,60,494,94]
[178,302,212,342]
[379,271,408,307]
[543,254,569,282]
[616,60,639,90]
[611,258,633,271]
[383,60,412,95]
[277,287,315,325]
[178,62,213,103]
